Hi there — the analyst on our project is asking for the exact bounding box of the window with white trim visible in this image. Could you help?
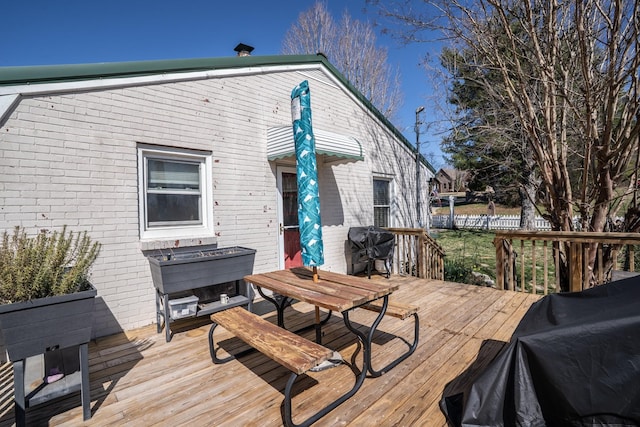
[138,146,213,240]
[373,178,391,228]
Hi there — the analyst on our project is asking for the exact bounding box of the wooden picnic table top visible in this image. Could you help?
[244,267,399,313]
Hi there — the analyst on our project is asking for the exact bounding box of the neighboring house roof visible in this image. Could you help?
[436,169,452,181]
[437,168,467,182]
[440,168,456,179]
[0,53,435,173]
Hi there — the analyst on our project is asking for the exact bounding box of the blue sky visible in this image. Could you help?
[1,0,446,168]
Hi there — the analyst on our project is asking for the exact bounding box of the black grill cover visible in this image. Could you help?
[440,276,640,426]
[348,226,394,264]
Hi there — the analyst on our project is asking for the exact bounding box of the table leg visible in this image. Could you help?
[283,350,368,427]
[343,295,388,376]
[208,322,253,363]
[314,307,322,344]
[256,286,291,327]
[163,293,171,342]
[155,289,162,334]
[256,286,332,341]
[283,299,387,427]
[79,343,91,420]
[12,360,26,427]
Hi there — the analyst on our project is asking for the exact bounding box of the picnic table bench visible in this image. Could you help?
[362,299,418,320]
[209,307,349,427]
[209,306,331,373]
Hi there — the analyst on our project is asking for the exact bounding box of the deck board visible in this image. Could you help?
[0,276,540,427]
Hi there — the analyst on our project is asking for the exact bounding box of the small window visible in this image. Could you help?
[138,146,213,240]
[373,178,391,228]
[147,159,201,226]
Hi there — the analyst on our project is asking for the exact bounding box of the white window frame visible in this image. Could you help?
[373,176,393,228]
[137,145,213,241]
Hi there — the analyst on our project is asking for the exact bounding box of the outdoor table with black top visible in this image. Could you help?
[243,267,403,423]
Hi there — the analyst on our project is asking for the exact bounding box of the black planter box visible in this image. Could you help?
[147,246,257,342]
[147,246,257,295]
[0,284,97,363]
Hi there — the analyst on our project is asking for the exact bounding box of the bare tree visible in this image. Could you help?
[440,46,541,229]
[282,1,403,120]
[372,0,640,287]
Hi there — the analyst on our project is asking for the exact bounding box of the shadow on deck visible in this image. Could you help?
[0,276,540,426]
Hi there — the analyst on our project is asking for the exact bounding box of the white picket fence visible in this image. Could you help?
[432,214,626,231]
[431,214,554,230]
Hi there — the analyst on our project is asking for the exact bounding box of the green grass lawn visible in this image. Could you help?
[432,211,640,292]
[433,229,558,292]
[432,229,497,283]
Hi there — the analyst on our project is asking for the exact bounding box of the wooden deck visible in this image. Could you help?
[0,276,541,426]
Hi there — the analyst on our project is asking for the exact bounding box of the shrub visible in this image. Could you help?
[444,258,473,283]
[0,226,101,304]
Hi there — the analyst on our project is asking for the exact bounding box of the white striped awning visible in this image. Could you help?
[267,126,364,162]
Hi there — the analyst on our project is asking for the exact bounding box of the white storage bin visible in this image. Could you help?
[169,295,198,319]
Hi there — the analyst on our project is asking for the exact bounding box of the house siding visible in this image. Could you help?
[0,63,431,337]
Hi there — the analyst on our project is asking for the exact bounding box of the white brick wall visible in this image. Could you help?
[0,64,428,338]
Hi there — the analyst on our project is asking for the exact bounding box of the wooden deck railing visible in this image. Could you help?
[386,228,446,280]
[494,230,640,294]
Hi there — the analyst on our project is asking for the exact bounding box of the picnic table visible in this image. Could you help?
[209,267,412,427]
[247,267,399,344]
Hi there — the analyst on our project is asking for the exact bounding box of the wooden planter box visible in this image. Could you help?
[0,284,97,362]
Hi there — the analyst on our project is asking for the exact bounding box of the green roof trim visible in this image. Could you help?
[0,55,318,86]
[0,53,434,173]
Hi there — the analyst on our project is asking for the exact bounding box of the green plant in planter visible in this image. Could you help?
[0,226,101,304]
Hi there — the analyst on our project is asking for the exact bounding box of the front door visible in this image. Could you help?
[277,167,302,269]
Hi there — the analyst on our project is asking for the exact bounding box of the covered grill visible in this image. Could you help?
[348,226,394,278]
[440,275,640,426]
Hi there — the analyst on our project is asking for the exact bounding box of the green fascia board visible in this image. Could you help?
[0,53,434,173]
[0,55,316,86]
